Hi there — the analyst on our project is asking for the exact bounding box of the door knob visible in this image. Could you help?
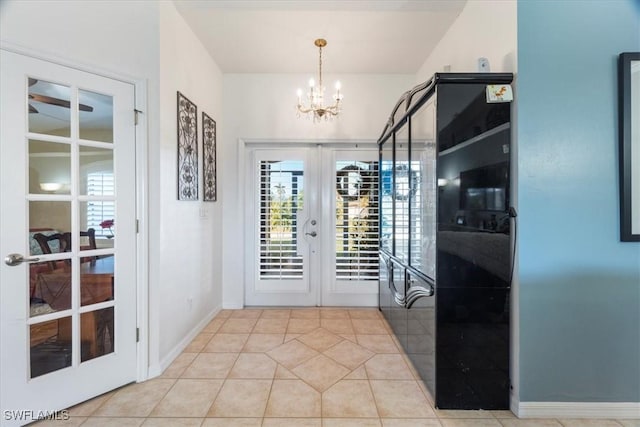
[305,231,317,237]
[4,253,41,266]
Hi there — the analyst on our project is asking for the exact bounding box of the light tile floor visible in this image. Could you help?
[33,308,640,427]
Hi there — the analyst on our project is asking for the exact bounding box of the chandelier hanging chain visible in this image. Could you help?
[318,42,323,92]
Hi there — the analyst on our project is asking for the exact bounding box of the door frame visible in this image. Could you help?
[1,41,150,382]
[239,139,378,307]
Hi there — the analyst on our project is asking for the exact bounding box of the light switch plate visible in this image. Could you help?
[486,84,513,103]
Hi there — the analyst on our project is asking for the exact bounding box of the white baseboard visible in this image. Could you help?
[516,401,640,419]
[147,305,221,378]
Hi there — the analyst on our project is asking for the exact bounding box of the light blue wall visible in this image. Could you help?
[517,0,640,401]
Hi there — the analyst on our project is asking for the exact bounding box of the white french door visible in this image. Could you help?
[244,145,379,307]
[0,50,137,426]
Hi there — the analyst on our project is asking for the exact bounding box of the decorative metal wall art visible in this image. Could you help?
[177,91,198,200]
[202,112,217,202]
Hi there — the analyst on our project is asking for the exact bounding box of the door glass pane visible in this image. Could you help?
[28,79,71,137]
[80,145,114,195]
[30,317,72,378]
[335,160,379,281]
[259,160,304,279]
[79,89,113,143]
[380,138,393,253]
[81,255,114,306]
[81,307,114,362]
[80,201,115,243]
[395,126,410,263]
[29,201,71,256]
[410,101,437,278]
[30,267,72,316]
[29,140,71,195]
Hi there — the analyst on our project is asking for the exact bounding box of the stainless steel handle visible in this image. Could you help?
[4,253,41,266]
[305,231,317,237]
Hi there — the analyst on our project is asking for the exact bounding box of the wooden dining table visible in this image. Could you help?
[31,255,115,357]
[80,255,114,274]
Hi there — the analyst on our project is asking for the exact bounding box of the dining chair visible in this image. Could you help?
[32,232,70,270]
[61,228,97,266]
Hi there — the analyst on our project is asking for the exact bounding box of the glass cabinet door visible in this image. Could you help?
[380,137,394,254]
[409,99,437,279]
[394,125,410,263]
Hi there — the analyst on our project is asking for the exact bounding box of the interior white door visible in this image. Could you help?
[0,50,137,426]
[245,145,379,307]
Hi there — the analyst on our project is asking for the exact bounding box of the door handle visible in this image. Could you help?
[305,231,317,237]
[4,253,41,266]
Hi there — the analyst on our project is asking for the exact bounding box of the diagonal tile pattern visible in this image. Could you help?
[45,308,638,427]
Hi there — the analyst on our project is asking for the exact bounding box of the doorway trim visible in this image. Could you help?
[1,41,150,382]
[238,138,378,308]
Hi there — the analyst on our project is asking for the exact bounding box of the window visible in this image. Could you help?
[335,160,379,280]
[86,172,114,237]
[259,160,304,279]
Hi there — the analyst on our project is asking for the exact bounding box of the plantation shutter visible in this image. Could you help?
[86,172,115,237]
[335,161,379,281]
[259,160,304,279]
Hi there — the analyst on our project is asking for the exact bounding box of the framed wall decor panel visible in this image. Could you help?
[618,52,640,241]
[202,112,217,202]
[177,91,198,200]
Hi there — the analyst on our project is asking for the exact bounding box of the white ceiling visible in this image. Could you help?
[174,0,467,74]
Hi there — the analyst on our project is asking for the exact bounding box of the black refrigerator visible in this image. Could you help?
[378,73,513,409]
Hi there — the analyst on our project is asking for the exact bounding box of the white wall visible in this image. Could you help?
[415,0,517,81]
[0,0,223,377]
[155,1,223,370]
[220,73,414,308]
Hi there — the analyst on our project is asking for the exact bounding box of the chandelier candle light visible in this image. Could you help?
[297,38,343,122]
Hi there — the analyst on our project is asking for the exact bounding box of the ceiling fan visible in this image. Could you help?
[28,78,94,114]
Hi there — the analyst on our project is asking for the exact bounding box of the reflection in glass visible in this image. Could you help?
[79,90,113,143]
[28,79,71,137]
[380,138,393,253]
[30,317,72,378]
[395,126,410,263]
[81,255,115,306]
[81,307,114,362]
[29,140,71,195]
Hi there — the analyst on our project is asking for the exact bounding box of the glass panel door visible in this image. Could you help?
[245,148,317,306]
[246,146,380,307]
[322,148,380,306]
[1,50,137,422]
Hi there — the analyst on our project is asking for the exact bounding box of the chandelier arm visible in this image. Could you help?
[297,105,314,114]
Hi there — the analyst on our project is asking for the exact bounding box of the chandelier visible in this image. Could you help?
[296,38,343,122]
